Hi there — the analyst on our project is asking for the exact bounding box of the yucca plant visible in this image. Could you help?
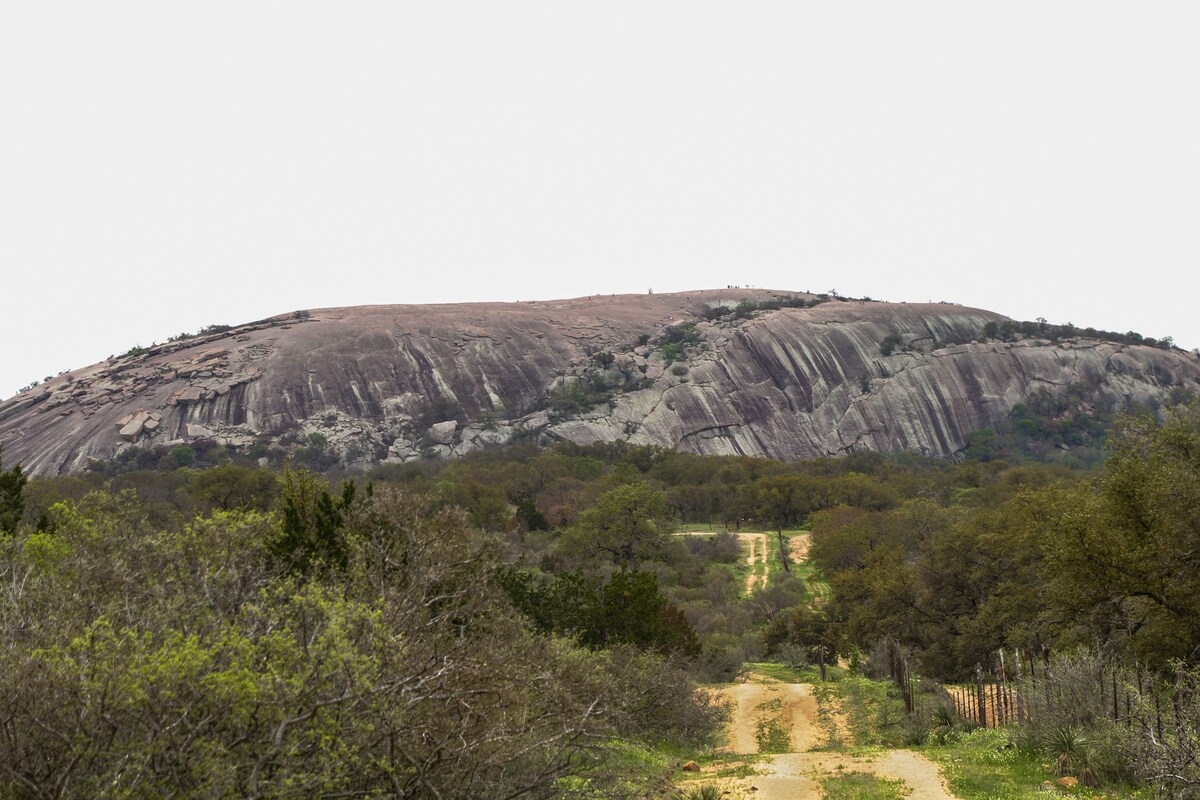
[929,703,958,744]
[1041,724,1099,785]
[671,785,723,800]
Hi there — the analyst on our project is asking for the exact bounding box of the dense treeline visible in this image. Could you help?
[4,397,1200,795]
[13,400,1198,684]
[807,402,1200,681]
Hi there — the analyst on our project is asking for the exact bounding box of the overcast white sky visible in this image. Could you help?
[3,2,1199,399]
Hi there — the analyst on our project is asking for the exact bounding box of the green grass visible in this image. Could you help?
[749,661,821,683]
[919,727,1148,800]
[701,755,758,780]
[820,771,911,799]
[554,737,677,796]
[675,522,724,533]
[762,530,790,586]
[787,529,834,606]
[832,671,908,749]
[755,705,792,754]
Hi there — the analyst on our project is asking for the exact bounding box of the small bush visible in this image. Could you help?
[879,333,904,357]
[169,445,195,468]
[671,785,723,800]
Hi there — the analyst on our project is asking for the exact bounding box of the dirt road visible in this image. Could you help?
[699,672,958,800]
[740,533,768,594]
[677,531,771,594]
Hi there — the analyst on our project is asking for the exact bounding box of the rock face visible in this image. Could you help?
[3,290,1199,475]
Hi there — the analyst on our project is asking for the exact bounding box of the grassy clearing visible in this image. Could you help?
[787,529,834,606]
[827,670,909,749]
[676,522,724,533]
[821,771,911,799]
[762,529,790,586]
[918,727,1148,800]
[751,661,807,682]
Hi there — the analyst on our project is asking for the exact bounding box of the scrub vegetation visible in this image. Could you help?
[2,399,1199,797]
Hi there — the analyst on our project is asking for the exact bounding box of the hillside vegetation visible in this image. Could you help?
[1,399,1199,796]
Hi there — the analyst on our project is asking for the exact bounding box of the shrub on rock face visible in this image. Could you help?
[879,333,904,356]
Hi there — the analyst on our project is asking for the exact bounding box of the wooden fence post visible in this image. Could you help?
[976,663,988,728]
[902,656,913,714]
[1043,646,1051,710]
[1014,648,1025,724]
[998,650,1010,725]
[1112,668,1119,722]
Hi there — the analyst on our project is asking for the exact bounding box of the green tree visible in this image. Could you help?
[0,446,27,535]
[500,568,700,657]
[1039,403,1200,666]
[191,464,279,512]
[271,467,357,574]
[763,605,839,677]
[574,481,674,563]
[754,474,812,573]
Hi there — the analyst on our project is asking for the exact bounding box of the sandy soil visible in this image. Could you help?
[789,532,811,562]
[703,674,957,799]
[739,533,769,594]
[721,678,822,755]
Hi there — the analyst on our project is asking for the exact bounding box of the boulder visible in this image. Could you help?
[119,419,144,442]
[428,420,458,444]
[174,387,204,405]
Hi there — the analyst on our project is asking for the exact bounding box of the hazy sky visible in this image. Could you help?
[3,3,1199,399]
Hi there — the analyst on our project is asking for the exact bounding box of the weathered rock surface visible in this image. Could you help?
[2,290,1199,475]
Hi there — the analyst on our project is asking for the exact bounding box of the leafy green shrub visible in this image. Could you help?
[660,342,685,364]
[168,444,196,468]
[658,321,703,347]
[548,375,613,419]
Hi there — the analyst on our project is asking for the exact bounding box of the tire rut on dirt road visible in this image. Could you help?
[701,673,959,800]
[676,531,771,595]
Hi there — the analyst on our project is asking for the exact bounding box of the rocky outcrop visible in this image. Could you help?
[2,290,1198,475]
